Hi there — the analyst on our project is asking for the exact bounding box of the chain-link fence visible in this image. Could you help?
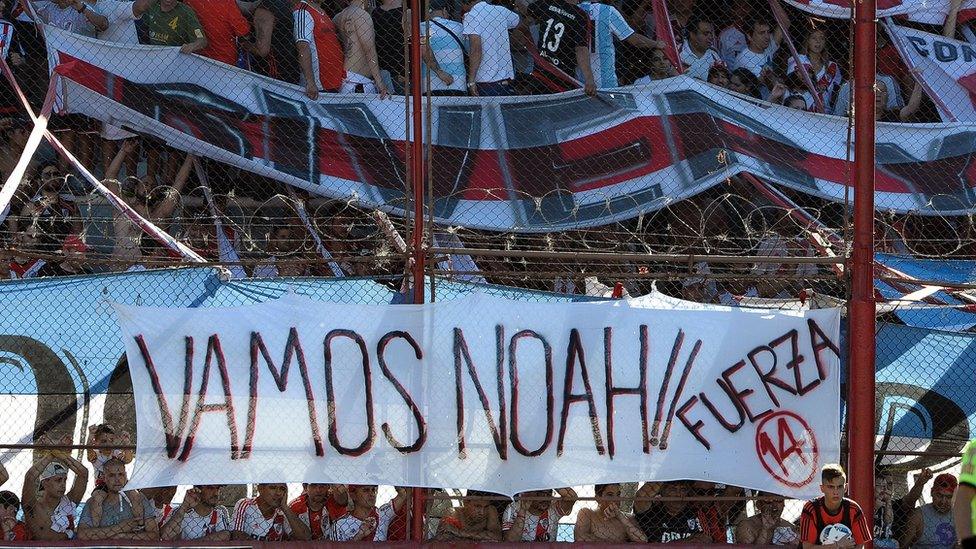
[0,0,973,544]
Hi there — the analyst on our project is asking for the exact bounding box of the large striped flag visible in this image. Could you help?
[786,0,976,24]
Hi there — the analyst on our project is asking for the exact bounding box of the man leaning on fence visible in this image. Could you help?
[901,474,958,549]
[76,458,158,541]
[21,451,89,540]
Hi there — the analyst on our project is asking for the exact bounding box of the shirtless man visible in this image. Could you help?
[434,490,503,541]
[22,454,89,540]
[735,492,799,544]
[574,484,647,542]
[333,0,389,95]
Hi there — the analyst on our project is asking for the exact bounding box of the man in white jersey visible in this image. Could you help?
[331,485,410,541]
[679,14,722,80]
[234,483,311,541]
[732,17,783,79]
[580,0,659,88]
[461,0,520,95]
[160,486,231,541]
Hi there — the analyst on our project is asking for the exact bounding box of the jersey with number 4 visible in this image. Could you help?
[529,0,589,73]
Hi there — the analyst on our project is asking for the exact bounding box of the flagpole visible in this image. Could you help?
[849,0,877,536]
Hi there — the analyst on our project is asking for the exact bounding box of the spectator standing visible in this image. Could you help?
[141,0,207,54]
[288,483,348,540]
[77,459,157,541]
[331,485,409,541]
[732,18,781,79]
[372,0,404,93]
[787,28,842,110]
[900,474,958,549]
[184,0,250,65]
[261,0,302,83]
[896,468,934,541]
[295,0,346,99]
[434,490,503,541]
[502,488,577,542]
[83,0,152,172]
[574,483,647,542]
[334,0,389,95]
[22,453,89,540]
[527,0,596,95]
[956,440,976,549]
[718,0,751,66]
[30,0,105,37]
[422,0,467,95]
[735,493,799,544]
[233,483,311,541]
[238,1,277,76]
[0,491,29,541]
[679,15,722,80]
[635,481,714,543]
[461,0,519,95]
[799,464,872,549]
[159,485,232,541]
[875,473,898,549]
[580,0,659,88]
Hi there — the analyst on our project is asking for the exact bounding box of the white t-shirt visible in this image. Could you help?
[732,42,777,77]
[501,501,567,542]
[172,505,231,540]
[331,502,397,541]
[92,0,139,43]
[462,1,519,83]
[680,40,722,80]
[33,1,97,36]
[232,498,292,541]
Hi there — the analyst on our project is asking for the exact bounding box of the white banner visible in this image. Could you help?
[114,294,841,498]
[785,0,976,24]
[886,22,976,122]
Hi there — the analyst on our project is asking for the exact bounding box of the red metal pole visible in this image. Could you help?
[849,0,876,536]
[407,0,426,540]
[409,0,425,308]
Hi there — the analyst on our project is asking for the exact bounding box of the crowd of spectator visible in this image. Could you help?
[0,439,973,546]
[0,0,962,293]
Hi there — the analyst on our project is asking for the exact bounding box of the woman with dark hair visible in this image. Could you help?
[787,27,843,110]
[574,484,647,542]
[707,65,731,89]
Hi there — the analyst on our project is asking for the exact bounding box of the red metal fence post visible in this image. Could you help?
[408,0,426,540]
[850,0,877,536]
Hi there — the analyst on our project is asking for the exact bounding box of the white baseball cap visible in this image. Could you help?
[39,462,68,482]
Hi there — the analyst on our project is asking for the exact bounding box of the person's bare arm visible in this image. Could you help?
[73,0,108,31]
[483,505,504,541]
[180,36,208,55]
[248,8,275,57]
[633,482,660,514]
[132,0,156,18]
[424,42,453,85]
[21,454,54,511]
[466,34,482,95]
[900,508,923,549]
[0,460,7,487]
[899,83,923,121]
[297,41,319,100]
[104,139,138,194]
[625,32,663,48]
[151,154,193,220]
[622,512,648,542]
[64,455,89,504]
[353,12,388,96]
[901,469,934,511]
[576,45,596,95]
[955,484,976,542]
[554,487,578,516]
[945,0,965,37]
[573,508,599,541]
[735,517,760,544]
